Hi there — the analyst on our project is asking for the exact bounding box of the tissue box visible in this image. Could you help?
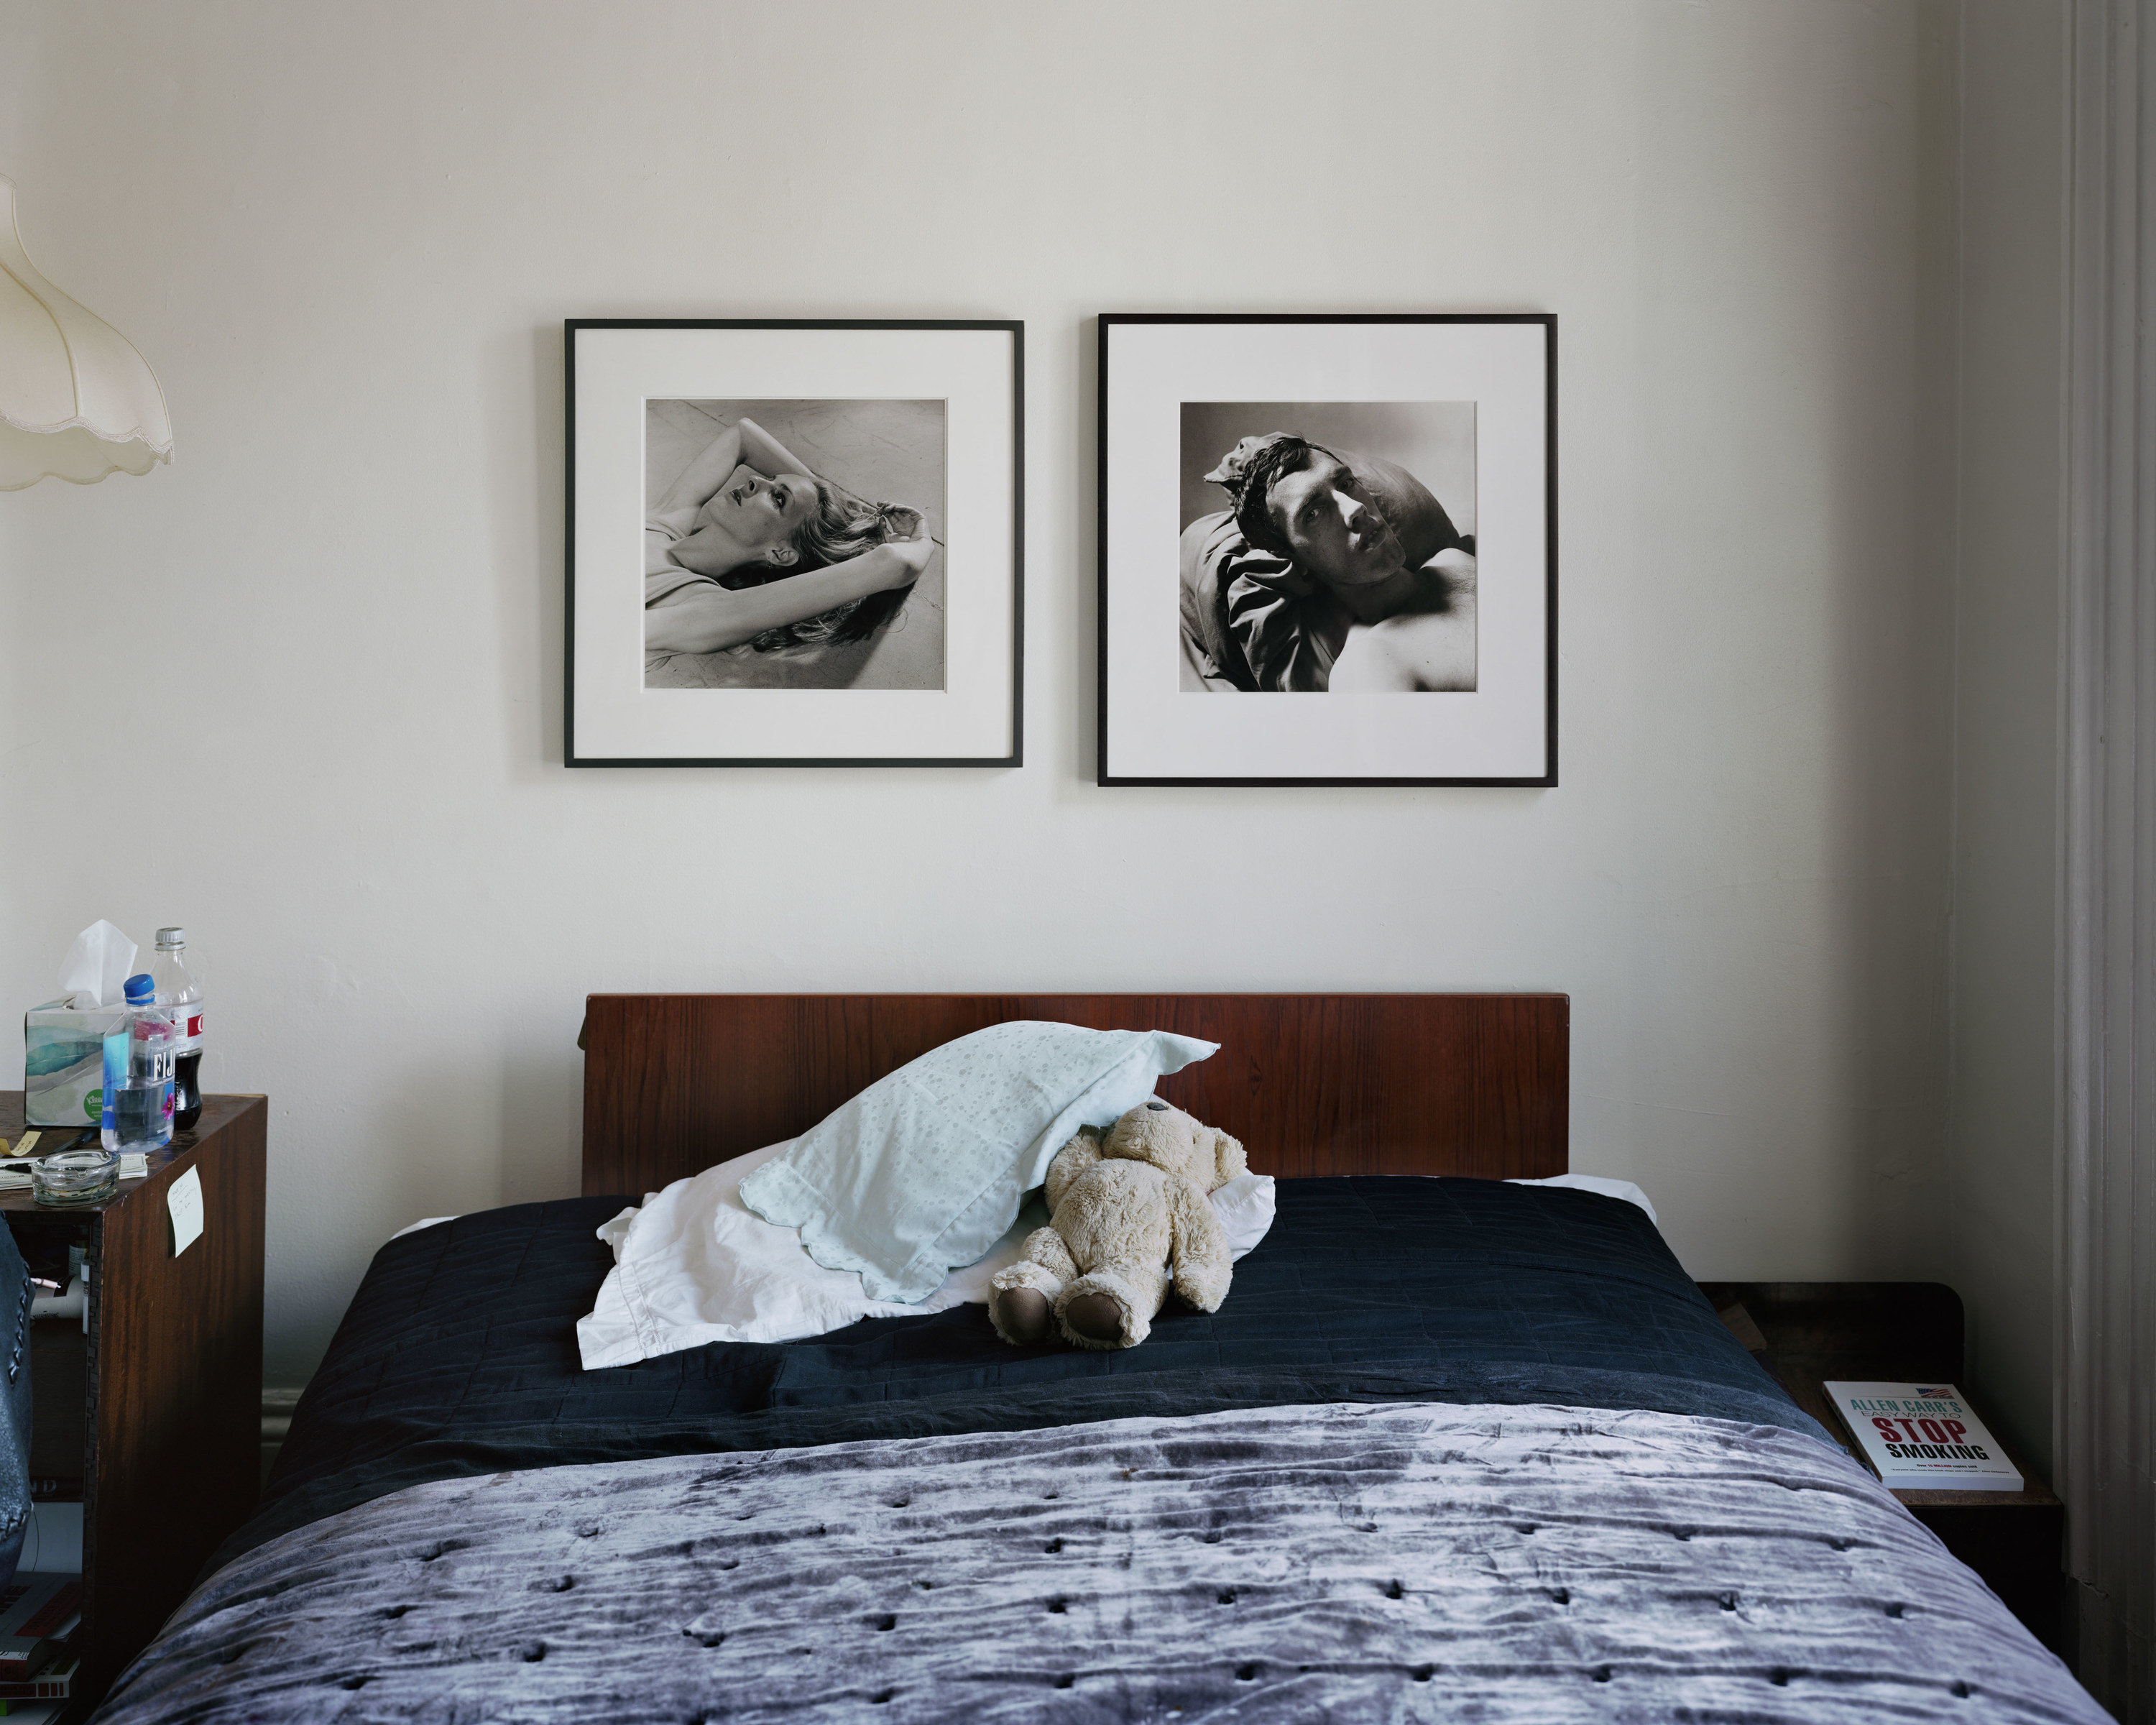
[24,1000,126,1128]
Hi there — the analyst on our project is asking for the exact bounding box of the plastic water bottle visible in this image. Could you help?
[99,975,175,1153]
[149,928,204,1132]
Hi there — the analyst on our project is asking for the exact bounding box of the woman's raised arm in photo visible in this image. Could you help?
[644,523,931,656]
[650,416,817,528]
[734,416,815,483]
[881,513,936,581]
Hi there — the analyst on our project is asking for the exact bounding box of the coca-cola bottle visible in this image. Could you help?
[149,927,205,1132]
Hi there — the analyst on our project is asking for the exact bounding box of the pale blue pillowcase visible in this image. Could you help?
[737,1021,1219,1302]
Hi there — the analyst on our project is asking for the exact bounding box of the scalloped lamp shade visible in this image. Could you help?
[0,175,171,491]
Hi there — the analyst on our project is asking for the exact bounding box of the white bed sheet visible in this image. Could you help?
[1506,1172,1659,1223]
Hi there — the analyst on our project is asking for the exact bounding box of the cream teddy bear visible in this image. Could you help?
[989,1100,1248,1351]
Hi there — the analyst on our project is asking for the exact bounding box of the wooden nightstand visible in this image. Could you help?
[1700,1280,2063,1650]
[0,1091,265,1714]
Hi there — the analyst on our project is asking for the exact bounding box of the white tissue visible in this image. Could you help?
[57,920,137,1009]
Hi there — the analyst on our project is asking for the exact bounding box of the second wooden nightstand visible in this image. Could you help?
[1700,1279,2063,1650]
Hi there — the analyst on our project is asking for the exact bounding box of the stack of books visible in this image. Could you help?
[0,1657,75,1717]
[0,1573,81,1717]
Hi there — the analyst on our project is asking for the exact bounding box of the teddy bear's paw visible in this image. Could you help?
[990,1261,1069,1346]
[1063,1292,1125,1344]
[990,1285,1056,1346]
[1056,1275,1153,1351]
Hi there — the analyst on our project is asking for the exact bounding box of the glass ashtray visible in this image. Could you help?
[34,1147,119,1207]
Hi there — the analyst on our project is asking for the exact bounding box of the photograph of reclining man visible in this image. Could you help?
[1179,401,1476,693]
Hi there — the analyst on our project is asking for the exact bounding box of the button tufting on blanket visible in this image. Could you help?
[89,1401,2110,1724]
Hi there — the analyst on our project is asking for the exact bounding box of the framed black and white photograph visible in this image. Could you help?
[1098,314,1554,786]
[568,320,1021,766]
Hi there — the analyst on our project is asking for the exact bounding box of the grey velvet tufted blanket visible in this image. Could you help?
[99,1401,2101,1724]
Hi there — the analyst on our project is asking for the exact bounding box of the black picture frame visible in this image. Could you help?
[566,318,1023,768]
[1097,312,1557,787]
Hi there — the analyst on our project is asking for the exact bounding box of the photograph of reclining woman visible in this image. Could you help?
[1179,401,1476,694]
[644,398,946,691]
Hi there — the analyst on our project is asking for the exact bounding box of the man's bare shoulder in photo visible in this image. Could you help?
[1328,543,1476,692]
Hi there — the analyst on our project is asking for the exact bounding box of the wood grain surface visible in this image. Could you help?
[89,1097,264,1702]
[581,993,1568,1196]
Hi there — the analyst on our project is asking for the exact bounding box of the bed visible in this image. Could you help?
[93,994,2100,1722]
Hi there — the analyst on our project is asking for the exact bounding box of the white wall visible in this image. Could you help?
[1948,0,2068,1478]
[1,0,1961,1387]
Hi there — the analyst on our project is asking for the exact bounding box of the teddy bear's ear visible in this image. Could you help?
[1210,1129,1248,1187]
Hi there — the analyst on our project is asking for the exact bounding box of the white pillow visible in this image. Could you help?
[1208,1172,1276,1256]
[739,1021,1218,1302]
[579,1141,1276,1370]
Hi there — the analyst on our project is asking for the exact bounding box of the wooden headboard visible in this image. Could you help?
[581,993,1567,1195]
[586,992,1570,1190]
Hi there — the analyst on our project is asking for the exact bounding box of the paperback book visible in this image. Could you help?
[1823,1381,2022,1491]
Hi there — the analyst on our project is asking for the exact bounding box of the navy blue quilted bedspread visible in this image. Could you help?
[227,1177,1820,1570]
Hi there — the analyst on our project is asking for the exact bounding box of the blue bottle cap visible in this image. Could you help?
[123,973,155,1004]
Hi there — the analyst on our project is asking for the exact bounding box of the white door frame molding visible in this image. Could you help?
[2059,0,2156,1711]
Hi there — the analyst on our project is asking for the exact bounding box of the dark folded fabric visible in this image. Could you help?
[220,1177,1824,1576]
